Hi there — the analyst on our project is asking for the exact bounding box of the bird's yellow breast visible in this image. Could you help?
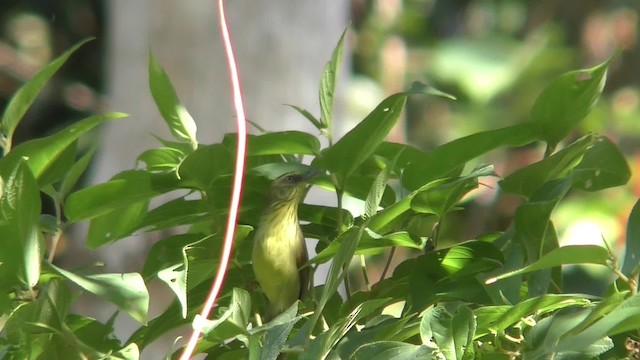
[252,204,303,314]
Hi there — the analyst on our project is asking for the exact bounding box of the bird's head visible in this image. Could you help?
[265,169,317,210]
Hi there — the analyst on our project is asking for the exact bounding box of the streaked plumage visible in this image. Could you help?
[252,172,313,318]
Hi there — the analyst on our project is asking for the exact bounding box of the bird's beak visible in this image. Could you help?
[301,168,320,181]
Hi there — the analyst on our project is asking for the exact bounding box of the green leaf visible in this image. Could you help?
[622,199,640,275]
[312,230,423,264]
[571,135,631,192]
[224,131,321,156]
[249,303,302,360]
[365,156,395,218]
[1,39,92,151]
[37,140,77,188]
[316,93,407,188]
[48,263,149,324]
[305,226,365,341]
[137,147,185,172]
[303,299,389,360]
[552,293,640,352]
[420,303,476,360]
[285,104,324,131]
[411,165,494,217]
[484,294,591,334]
[487,245,610,283]
[86,200,149,248]
[177,144,233,190]
[402,123,539,191]
[525,308,612,359]
[0,159,42,288]
[0,113,127,185]
[319,28,347,132]
[200,288,251,342]
[531,57,611,147]
[59,145,97,197]
[351,341,434,360]
[148,51,197,148]
[142,233,204,279]
[65,170,179,221]
[136,198,209,234]
[500,135,593,197]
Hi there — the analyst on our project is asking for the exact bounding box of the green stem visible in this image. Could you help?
[359,255,371,291]
[379,247,396,282]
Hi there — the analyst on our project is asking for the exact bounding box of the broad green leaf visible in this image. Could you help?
[136,198,209,234]
[305,226,364,341]
[36,140,77,188]
[223,131,320,156]
[312,174,397,208]
[368,196,413,234]
[142,233,205,280]
[399,241,502,311]
[411,165,494,217]
[402,122,539,191]
[351,341,434,360]
[319,28,347,133]
[571,135,631,192]
[500,135,592,197]
[248,302,302,360]
[525,308,612,359]
[66,314,122,354]
[299,204,354,231]
[65,170,179,221]
[87,200,148,248]
[553,293,640,353]
[512,178,572,296]
[420,303,476,360]
[316,93,407,188]
[1,39,92,151]
[137,147,184,172]
[487,245,610,283]
[563,291,629,337]
[484,294,591,334]
[531,57,611,147]
[148,51,197,148]
[622,199,640,275]
[413,240,504,280]
[48,264,149,324]
[200,288,251,341]
[250,163,316,183]
[303,299,390,360]
[375,142,425,177]
[177,144,233,190]
[0,112,127,184]
[335,315,413,358]
[312,230,423,264]
[59,145,97,197]
[0,159,42,288]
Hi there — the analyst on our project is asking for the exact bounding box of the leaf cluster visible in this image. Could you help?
[0,34,638,360]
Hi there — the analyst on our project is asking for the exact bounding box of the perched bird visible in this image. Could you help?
[252,170,315,318]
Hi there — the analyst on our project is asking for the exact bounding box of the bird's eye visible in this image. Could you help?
[285,175,294,182]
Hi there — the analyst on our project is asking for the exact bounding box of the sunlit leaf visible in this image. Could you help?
[49,264,149,324]
[0,159,41,288]
[531,56,612,147]
[148,51,197,148]
[1,39,92,150]
[487,245,610,283]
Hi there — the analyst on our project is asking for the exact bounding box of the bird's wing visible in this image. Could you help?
[297,231,311,300]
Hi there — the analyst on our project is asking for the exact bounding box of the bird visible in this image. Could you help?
[252,170,316,319]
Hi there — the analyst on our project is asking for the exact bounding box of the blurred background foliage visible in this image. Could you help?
[0,0,638,296]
